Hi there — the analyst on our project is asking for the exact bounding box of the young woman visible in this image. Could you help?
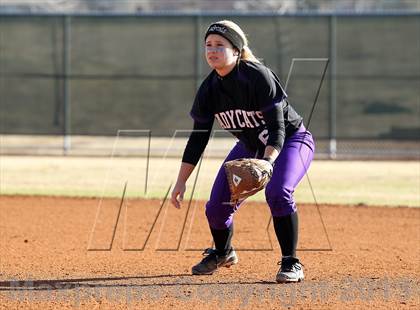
[170,20,315,283]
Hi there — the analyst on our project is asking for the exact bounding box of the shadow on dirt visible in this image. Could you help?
[0,275,276,290]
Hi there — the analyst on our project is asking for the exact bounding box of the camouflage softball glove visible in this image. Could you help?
[224,158,273,203]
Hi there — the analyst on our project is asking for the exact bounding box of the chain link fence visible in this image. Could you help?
[0,12,419,158]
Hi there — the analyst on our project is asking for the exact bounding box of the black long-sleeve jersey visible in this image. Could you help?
[182,60,303,166]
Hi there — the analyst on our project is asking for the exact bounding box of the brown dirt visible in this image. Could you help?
[0,195,419,309]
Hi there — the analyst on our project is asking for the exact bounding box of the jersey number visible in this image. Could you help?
[258,129,269,145]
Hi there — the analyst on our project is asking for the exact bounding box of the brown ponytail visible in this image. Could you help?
[241,46,261,63]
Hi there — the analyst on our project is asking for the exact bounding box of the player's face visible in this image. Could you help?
[205,34,238,74]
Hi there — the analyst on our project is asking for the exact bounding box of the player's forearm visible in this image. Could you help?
[176,162,196,184]
[263,145,279,164]
[181,120,213,165]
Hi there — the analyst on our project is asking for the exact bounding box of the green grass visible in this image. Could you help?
[0,156,418,207]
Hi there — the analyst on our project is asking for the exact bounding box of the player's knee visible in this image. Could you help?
[205,202,232,230]
[265,186,297,217]
[265,185,293,207]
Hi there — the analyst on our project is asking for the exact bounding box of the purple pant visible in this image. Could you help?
[205,126,315,230]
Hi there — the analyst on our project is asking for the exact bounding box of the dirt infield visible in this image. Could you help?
[0,195,419,309]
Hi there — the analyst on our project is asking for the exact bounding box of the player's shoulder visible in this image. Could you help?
[240,60,277,82]
[240,60,266,72]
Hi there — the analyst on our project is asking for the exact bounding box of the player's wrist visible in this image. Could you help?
[262,157,275,166]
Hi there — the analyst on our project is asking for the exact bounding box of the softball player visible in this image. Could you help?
[170,20,315,283]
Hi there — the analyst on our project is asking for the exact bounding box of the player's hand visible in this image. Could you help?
[170,181,186,209]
